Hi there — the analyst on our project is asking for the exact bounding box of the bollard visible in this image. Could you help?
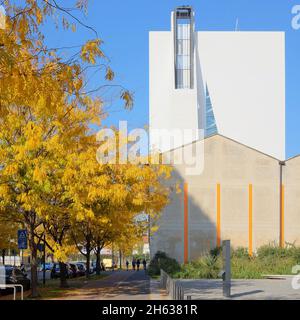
[222,240,231,298]
[181,286,184,300]
[172,280,176,299]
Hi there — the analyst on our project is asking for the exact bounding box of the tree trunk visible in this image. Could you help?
[119,250,122,269]
[1,249,5,265]
[29,230,38,298]
[86,239,91,279]
[59,261,69,288]
[95,245,101,275]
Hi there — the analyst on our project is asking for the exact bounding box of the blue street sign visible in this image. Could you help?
[18,230,27,249]
[37,243,45,252]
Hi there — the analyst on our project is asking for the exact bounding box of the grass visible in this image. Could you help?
[0,273,109,300]
[35,273,109,299]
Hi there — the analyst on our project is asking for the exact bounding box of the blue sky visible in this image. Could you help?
[40,0,300,158]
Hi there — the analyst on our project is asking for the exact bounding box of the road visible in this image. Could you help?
[26,270,51,281]
[54,270,168,300]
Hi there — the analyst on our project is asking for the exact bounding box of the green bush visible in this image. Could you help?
[175,254,221,279]
[257,244,289,258]
[257,243,300,260]
[232,247,249,259]
[148,251,181,276]
[173,244,300,280]
[209,246,222,258]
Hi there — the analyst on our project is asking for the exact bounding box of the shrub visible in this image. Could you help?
[174,253,221,279]
[148,251,181,276]
[232,247,249,259]
[257,243,290,258]
[209,246,222,258]
[175,244,300,280]
[197,254,221,278]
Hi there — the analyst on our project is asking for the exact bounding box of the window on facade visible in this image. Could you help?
[174,7,193,89]
[205,86,218,137]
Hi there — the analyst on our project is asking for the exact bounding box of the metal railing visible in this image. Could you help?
[160,269,185,300]
[0,266,24,300]
[0,284,24,300]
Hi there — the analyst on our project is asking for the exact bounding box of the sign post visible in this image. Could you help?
[43,233,46,285]
[17,230,27,250]
[18,230,27,268]
[37,241,46,285]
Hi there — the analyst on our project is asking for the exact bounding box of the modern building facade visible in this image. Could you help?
[150,135,298,263]
[149,6,285,159]
[149,7,291,263]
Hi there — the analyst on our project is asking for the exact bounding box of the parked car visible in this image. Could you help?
[75,263,86,277]
[79,261,94,274]
[38,263,53,272]
[91,261,98,273]
[68,263,79,278]
[50,263,71,279]
[0,266,31,295]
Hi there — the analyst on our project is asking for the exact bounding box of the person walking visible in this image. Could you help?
[136,259,140,271]
[20,263,26,273]
[132,258,136,271]
[126,260,129,271]
[142,259,147,271]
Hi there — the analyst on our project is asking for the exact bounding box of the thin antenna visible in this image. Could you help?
[235,18,239,31]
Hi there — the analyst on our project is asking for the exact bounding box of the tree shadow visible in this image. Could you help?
[151,164,217,263]
[230,289,264,298]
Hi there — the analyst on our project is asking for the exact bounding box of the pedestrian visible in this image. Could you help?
[20,263,26,273]
[126,260,129,271]
[132,258,136,271]
[142,259,147,271]
[112,260,115,271]
[136,259,140,271]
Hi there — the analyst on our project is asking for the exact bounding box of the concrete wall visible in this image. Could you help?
[151,135,291,263]
[284,156,300,245]
[197,31,285,160]
[149,30,285,160]
[149,31,202,152]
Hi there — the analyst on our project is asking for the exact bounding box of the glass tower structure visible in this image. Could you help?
[174,7,194,89]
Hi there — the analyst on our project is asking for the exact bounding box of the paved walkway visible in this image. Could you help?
[54,270,169,300]
[179,278,300,300]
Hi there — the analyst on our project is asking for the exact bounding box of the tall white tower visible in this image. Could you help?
[149,7,285,160]
[149,7,205,153]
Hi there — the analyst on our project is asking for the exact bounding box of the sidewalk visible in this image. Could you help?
[149,279,170,300]
[53,270,169,300]
[179,278,300,300]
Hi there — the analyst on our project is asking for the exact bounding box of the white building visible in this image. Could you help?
[149,7,288,263]
[149,6,285,160]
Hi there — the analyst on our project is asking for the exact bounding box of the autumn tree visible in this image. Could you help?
[0,210,19,264]
[0,0,131,296]
[0,0,171,298]
[63,137,172,277]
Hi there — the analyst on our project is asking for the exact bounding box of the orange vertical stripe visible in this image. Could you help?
[216,183,221,247]
[184,182,189,264]
[248,184,253,256]
[280,184,285,248]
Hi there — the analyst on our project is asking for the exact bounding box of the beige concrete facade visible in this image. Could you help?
[284,155,300,246]
[151,134,299,263]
